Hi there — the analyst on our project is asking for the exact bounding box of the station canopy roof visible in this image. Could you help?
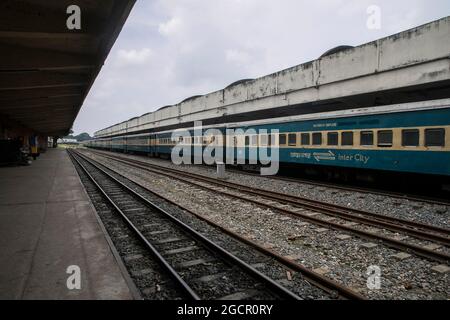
[0,0,136,136]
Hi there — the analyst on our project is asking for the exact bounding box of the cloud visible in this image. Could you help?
[225,49,252,66]
[158,17,182,36]
[116,48,152,66]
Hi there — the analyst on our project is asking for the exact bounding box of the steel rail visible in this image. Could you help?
[89,149,450,236]
[70,149,301,300]
[77,150,366,300]
[85,150,450,264]
[69,150,201,300]
[225,167,450,207]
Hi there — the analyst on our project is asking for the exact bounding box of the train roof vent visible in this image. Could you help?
[225,78,254,89]
[320,45,354,58]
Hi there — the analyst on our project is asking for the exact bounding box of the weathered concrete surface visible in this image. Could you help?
[95,16,450,138]
[0,149,134,299]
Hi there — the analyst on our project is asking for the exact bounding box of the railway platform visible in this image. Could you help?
[0,148,136,299]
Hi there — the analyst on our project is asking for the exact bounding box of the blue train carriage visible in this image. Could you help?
[94,137,110,150]
[125,133,151,154]
[227,99,450,177]
[153,131,174,158]
[111,135,125,152]
[152,126,226,161]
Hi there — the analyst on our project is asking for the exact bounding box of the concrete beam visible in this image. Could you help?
[0,44,97,71]
[0,106,75,115]
[0,96,81,111]
[0,86,85,101]
[27,118,74,126]
[0,31,96,41]
[0,72,89,91]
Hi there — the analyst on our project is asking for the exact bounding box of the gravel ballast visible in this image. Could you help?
[82,149,450,300]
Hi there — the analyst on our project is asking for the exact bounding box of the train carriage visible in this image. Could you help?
[126,133,150,154]
[111,136,125,152]
[86,99,450,177]
[227,99,450,176]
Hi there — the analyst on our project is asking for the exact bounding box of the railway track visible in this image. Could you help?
[84,149,450,264]
[69,149,308,300]
[71,149,366,300]
[226,168,450,207]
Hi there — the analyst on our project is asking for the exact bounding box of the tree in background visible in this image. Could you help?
[62,132,92,142]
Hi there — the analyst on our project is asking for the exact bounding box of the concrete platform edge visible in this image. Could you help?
[68,151,142,300]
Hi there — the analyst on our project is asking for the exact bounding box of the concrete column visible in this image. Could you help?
[216,161,225,179]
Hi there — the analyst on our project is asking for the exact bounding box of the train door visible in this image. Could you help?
[232,135,239,165]
[148,134,153,156]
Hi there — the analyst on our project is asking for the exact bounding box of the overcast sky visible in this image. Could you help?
[72,0,450,135]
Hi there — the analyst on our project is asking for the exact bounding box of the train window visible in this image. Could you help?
[245,136,250,146]
[327,132,338,146]
[402,129,419,147]
[360,131,373,146]
[279,134,287,145]
[425,128,445,147]
[312,132,322,145]
[288,133,297,146]
[259,135,268,146]
[268,134,275,146]
[341,132,354,146]
[377,130,393,147]
[251,135,258,146]
[301,133,310,145]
